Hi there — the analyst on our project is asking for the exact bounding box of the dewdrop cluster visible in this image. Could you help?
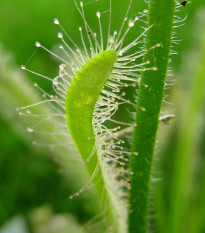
[19,0,159,189]
[19,1,158,158]
[19,1,160,231]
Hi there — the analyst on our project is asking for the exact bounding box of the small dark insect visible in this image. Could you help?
[127,179,131,184]
[88,31,91,35]
[180,1,188,6]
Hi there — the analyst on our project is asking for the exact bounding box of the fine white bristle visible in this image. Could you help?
[96,11,101,18]
[58,32,63,38]
[35,41,41,47]
[128,19,135,27]
[54,18,59,25]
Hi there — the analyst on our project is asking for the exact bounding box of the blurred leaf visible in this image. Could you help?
[0,216,28,233]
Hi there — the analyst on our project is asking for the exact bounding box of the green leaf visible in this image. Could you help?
[65,49,117,231]
[65,49,116,174]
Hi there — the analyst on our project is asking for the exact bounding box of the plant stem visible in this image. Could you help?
[129,0,176,232]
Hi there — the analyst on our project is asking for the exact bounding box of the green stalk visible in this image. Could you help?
[129,0,176,232]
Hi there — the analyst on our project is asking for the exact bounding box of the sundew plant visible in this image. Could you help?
[18,0,184,232]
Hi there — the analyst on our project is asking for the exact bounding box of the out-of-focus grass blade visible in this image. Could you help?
[163,9,205,233]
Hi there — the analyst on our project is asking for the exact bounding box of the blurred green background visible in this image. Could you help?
[0,0,205,232]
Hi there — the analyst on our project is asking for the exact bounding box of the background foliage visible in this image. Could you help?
[0,0,205,232]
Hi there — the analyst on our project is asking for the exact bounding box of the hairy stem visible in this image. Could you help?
[129,0,176,232]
